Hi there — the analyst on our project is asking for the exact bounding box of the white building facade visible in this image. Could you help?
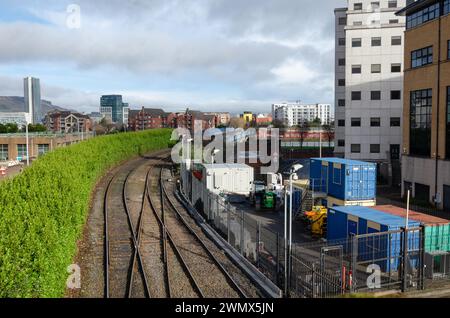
[334,0,406,182]
[272,102,333,127]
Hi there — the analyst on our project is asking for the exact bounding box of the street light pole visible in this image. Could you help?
[25,121,30,167]
[284,163,303,297]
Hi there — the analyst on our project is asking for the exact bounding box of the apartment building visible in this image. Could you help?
[44,111,92,133]
[272,102,333,127]
[396,0,450,210]
[127,107,177,131]
[334,0,406,183]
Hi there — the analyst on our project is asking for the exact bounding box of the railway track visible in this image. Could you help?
[103,154,262,298]
[104,161,152,298]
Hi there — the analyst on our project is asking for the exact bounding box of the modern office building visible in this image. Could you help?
[334,0,406,183]
[396,0,450,210]
[99,95,129,124]
[272,102,333,127]
[0,112,28,128]
[24,77,42,124]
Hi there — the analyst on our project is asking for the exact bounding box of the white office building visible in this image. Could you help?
[272,102,333,127]
[334,0,406,182]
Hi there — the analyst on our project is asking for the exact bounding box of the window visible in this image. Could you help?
[338,58,346,66]
[338,37,346,46]
[448,40,450,59]
[354,3,363,10]
[333,167,342,185]
[38,144,49,156]
[391,90,401,100]
[371,91,381,100]
[371,2,380,10]
[390,117,401,127]
[388,1,397,9]
[17,144,27,160]
[339,17,347,25]
[338,119,345,127]
[338,99,345,107]
[370,117,381,127]
[371,37,381,47]
[351,117,361,127]
[352,64,361,74]
[351,144,361,153]
[391,63,401,73]
[414,183,430,202]
[338,79,345,86]
[445,0,450,15]
[410,89,432,156]
[352,91,361,100]
[371,64,381,73]
[0,144,7,161]
[338,140,345,147]
[411,46,433,68]
[406,3,440,29]
[389,19,399,24]
[391,36,402,46]
[352,38,362,47]
[447,87,450,159]
[370,144,381,153]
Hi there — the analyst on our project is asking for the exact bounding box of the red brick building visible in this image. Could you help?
[128,108,170,130]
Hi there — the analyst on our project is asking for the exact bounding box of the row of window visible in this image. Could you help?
[407,2,441,29]
[336,142,384,154]
[0,144,49,160]
[352,1,398,11]
[347,36,402,47]
[340,63,402,73]
[337,117,401,127]
[338,91,401,106]
[350,19,399,26]
[340,90,402,102]
[409,41,450,70]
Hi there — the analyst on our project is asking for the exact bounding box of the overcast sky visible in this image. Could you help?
[0,0,345,114]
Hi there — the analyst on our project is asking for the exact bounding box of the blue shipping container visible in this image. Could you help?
[310,158,377,201]
[327,206,421,272]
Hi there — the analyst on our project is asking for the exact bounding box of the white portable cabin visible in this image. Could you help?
[202,163,254,196]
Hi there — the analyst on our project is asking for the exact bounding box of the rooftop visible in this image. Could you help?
[329,206,421,228]
[310,157,376,166]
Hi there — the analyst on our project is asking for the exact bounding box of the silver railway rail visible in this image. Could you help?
[160,166,248,298]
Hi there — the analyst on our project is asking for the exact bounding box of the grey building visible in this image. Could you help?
[100,95,129,124]
[24,77,42,124]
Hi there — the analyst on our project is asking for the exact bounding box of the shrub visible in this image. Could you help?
[0,129,173,297]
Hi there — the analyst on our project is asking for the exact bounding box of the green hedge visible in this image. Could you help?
[0,129,173,297]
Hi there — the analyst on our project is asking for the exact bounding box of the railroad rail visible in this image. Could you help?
[102,154,262,298]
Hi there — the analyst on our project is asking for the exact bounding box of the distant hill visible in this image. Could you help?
[0,96,71,114]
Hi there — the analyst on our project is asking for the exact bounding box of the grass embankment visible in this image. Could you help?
[0,129,173,297]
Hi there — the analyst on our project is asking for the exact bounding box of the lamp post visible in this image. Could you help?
[24,113,31,167]
[284,163,303,297]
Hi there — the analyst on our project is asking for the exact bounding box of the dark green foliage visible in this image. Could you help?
[0,129,172,297]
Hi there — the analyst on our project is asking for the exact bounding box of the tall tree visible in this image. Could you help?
[298,121,310,149]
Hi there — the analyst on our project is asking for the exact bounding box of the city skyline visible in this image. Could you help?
[0,0,345,114]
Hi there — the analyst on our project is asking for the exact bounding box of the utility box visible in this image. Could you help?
[310,158,377,201]
[202,163,254,196]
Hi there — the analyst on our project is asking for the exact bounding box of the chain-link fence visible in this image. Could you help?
[180,168,450,297]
